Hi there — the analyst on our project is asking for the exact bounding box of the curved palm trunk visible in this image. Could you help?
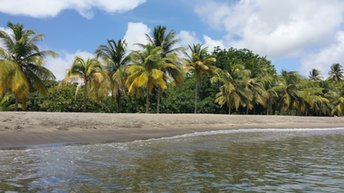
[15,96,19,111]
[116,92,121,113]
[145,91,150,113]
[228,104,231,114]
[157,88,161,114]
[266,99,270,115]
[22,98,27,111]
[194,74,200,114]
[83,80,88,112]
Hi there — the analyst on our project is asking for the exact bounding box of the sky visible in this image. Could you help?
[1,0,344,80]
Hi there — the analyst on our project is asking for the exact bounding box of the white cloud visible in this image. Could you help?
[45,50,94,80]
[195,0,344,58]
[123,22,150,51]
[301,31,344,77]
[203,35,225,52]
[176,31,200,47]
[0,0,145,19]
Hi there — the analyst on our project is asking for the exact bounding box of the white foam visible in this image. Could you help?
[133,127,344,143]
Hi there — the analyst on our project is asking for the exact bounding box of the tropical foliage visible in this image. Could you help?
[184,44,217,113]
[1,22,344,117]
[0,22,56,110]
[64,57,107,112]
[96,39,129,112]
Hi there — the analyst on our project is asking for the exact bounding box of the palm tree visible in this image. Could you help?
[213,64,252,114]
[328,83,344,116]
[64,57,107,112]
[126,45,169,113]
[309,68,322,81]
[96,39,130,112]
[144,25,183,113]
[184,44,217,113]
[0,22,56,110]
[330,93,344,116]
[328,63,343,82]
[296,81,329,116]
[275,70,303,114]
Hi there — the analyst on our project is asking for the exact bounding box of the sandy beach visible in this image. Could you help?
[0,112,343,149]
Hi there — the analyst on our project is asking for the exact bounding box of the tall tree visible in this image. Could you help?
[126,45,176,113]
[309,68,322,81]
[184,44,217,113]
[213,64,252,114]
[328,63,343,82]
[96,39,130,112]
[64,57,107,112]
[275,70,303,114]
[0,22,56,110]
[145,25,183,113]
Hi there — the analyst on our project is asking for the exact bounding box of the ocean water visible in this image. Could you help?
[1,128,344,192]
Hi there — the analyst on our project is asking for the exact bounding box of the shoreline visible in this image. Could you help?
[0,112,343,149]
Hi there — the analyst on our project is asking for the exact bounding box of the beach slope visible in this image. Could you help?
[0,112,343,148]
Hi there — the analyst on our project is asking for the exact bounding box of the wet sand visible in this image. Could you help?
[0,112,343,149]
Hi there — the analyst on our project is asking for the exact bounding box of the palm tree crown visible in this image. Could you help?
[309,68,322,81]
[328,63,343,82]
[184,44,216,113]
[96,39,130,112]
[145,25,183,113]
[0,22,56,110]
[126,45,179,113]
[65,57,107,112]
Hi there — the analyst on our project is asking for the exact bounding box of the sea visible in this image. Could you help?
[1,128,344,192]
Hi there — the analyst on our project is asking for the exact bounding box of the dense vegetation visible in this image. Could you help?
[0,23,343,116]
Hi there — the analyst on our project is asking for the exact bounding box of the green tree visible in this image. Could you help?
[64,57,107,112]
[328,82,344,116]
[96,39,130,112]
[0,22,56,110]
[213,64,252,114]
[275,70,303,114]
[144,25,183,113]
[296,81,329,116]
[184,44,217,113]
[0,93,16,111]
[126,45,170,113]
[328,63,343,82]
[309,68,322,81]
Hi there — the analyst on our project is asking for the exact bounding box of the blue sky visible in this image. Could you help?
[1,0,344,80]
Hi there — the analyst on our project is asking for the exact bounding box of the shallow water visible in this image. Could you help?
[1,128,344,192]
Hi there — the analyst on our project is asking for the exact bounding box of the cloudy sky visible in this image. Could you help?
[1,0,344,80]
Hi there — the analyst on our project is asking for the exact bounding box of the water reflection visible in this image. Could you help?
[1,129,344,192]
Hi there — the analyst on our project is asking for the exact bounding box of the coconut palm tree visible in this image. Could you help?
[213,64,252,114]
[64,57,107,112]
[328,63,343,82]
[309,68,322,81]
[144,25,183,113]
[96,39,130,112]
[126,45,170,113]
[330,93,344,116]
[275,70,303,114]
[296,81,329,116]
[0,22,56,110]
[184,44,217,113]
[328,82,344,116]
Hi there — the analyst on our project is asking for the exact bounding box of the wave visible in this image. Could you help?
[136,127,344,143]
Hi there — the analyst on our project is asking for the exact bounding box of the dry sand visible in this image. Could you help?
[0,112,343,149]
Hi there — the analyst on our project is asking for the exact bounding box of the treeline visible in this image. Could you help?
[0,22,343,116]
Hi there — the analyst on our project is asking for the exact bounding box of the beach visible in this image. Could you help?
[0,112,343,149]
